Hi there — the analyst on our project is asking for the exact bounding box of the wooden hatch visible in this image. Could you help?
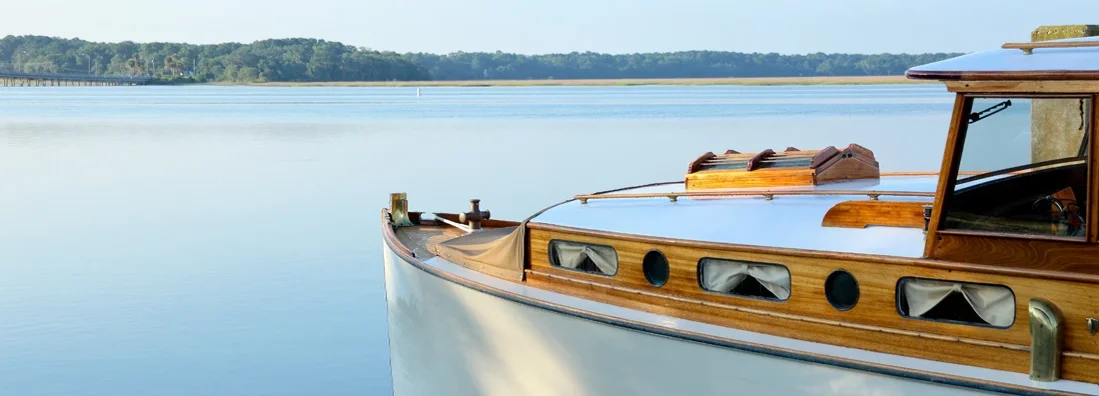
[685,144,880,190]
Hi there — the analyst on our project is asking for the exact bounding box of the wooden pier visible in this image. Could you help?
[0,71,152,86]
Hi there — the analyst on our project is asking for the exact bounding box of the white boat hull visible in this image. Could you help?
[381,242,1009,396]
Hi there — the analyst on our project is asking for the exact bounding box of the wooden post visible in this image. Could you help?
[1031,25,1099,162]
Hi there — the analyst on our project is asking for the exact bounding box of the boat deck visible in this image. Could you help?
[530,175,940,258]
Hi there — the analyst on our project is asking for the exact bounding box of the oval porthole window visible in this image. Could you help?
[825,269,859,311]
[642,250,669,287]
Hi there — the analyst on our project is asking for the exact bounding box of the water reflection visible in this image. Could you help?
[0,84,953,395]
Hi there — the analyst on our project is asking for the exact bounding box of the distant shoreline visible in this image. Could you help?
[226,75,928,88]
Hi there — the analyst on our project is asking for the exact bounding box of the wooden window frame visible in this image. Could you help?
[894,276,1016,330]
[696,257,791,302]
[925,93,1097,261]
[547,239,619,277]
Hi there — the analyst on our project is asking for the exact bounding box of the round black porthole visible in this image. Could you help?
[642,250,670,287]
[824,269,859,311]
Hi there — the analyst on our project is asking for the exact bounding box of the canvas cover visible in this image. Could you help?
[902,278,1014,327]
[432,225,526,281]
[549,240,618,275]
[699,258,791,300]
[429,199,575,281]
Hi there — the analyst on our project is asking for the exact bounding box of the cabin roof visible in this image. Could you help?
[531,175,938,258]
[907,36,1099,81]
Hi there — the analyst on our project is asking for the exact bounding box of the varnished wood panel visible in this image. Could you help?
[815,155,880,184]
[931,232,1099,274]
[1090,95,1098,243]
[686,151,715,174]
[945,80,1099,93]
[686,144,880,190]
[526,224,1099,384]
[910,70,1099,82]
[1003,41,1099,52]
[821,200,931,229]
[685,168,816,189]
[925,94,970,257]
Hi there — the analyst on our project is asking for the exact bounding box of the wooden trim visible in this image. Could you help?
[577,173,965,198]
[526,221,1099,284]
[930,93,1097,264]
[809,146,840,168]
[936,229,1088,244]
[1090,95,1098,243]
[382,211,418,258]
[685,167,816,190]
[1003,41,1099,53]
[910,70,1099,82]
[527,269,1032,352]
[525,225,1099,387]
[930,233,1099,273]
[745,148,775,171]
[380,214,1075,395]
[575,189,934,204]
[821,200,931,229]
[945,80,1099,93]
[925,94,971,257]
[687,151,716,174]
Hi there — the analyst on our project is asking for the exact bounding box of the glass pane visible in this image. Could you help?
[943,97,1090,238]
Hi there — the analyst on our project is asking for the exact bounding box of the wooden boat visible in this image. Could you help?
[381,38,1099,395]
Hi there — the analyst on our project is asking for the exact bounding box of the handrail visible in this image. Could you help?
[575,172,978,204]
[575,190,934,204]
[1002,41,1099,55]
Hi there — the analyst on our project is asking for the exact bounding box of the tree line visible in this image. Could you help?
[0,35,961,83]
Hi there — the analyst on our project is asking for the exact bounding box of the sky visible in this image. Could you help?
[2,0,1097,54]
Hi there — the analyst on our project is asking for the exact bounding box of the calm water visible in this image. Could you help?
[0,85,955,395]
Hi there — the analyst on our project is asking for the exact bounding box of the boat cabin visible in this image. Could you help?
[908,39,1099,273]
[384,36,1099,394]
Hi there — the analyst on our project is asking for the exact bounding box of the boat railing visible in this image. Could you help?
[1003,40,1099,55]
[575,190,935,204]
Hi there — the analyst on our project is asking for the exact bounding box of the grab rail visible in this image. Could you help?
[575,190,935,204]
[1003,40,1099,55]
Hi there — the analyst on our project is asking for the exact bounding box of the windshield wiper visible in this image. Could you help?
[968,100,1011,124]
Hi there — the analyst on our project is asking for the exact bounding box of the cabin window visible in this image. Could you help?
[942,96,1090,239]
[642,250,670,287]
[547,240,618,276]
[896,277,1014,328]
[698,258,790,301]
[824,269,859,311]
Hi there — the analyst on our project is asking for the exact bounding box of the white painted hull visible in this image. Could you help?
[382,242,1009,396]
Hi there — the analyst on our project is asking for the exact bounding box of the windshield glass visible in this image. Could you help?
[955,97,1089,187]
[943,96,1090,238]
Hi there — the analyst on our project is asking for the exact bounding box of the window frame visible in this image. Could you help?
[894,276,1016,330]
[933,93,1095,244]
[695,257,791,302]
[546,239,619,277]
